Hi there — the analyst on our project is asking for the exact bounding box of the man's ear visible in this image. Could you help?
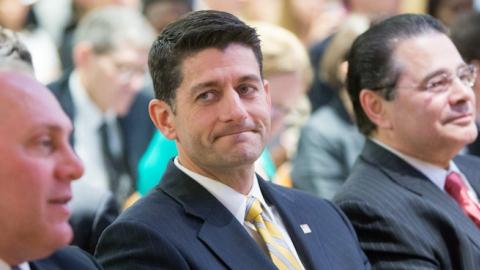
[149,99,177,140]
[359,89,392,129]
[263,79,271,107]
[72,42,94,67]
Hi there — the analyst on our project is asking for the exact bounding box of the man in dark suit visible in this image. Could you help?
[0,59,101,269]
[95,10,371,270]
[48,6,156,206]
[333,14,480,269]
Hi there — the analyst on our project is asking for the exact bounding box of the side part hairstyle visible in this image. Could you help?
[347,14,447,136]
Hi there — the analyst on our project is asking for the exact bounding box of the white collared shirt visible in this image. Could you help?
[0,259,30,270]
[174,158,305,269]
[69,71,115,192]
[372,139,479,202]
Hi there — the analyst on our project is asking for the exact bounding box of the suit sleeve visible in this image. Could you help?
[337,200,439,270]
[325,200,372,270]
[95,220,190,270]
[291,123,347,199]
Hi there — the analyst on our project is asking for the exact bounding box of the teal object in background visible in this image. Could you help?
[137,131,276,196]
[137,132,178,195]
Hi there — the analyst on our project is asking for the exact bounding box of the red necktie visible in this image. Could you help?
[444,171,480,227]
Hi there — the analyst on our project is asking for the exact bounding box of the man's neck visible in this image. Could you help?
[372,133,457,169]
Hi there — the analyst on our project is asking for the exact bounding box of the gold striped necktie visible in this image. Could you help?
[245,197,302,270]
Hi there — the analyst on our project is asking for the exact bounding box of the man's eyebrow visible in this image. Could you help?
[420,63,470,85]
[190,81,220,94]
[237,74,262,84]
[189,74,262,94]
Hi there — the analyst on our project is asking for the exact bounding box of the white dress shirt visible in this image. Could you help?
[69,71,115,192]
[174,158,305,269]
[372,139,479,202]
[0,259,30,270]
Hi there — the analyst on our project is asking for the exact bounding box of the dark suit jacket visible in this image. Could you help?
[48,71,156,188]
[334,139,480,269]
[30,246,102,270]
[95,161,371,269]
[69,187,119,254]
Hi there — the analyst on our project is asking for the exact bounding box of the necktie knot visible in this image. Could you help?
[444,171,480,228]
[245,196,263,223]
[445,171,468,200]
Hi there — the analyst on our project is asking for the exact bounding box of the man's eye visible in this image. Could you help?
[426,75,451,92]
[237,85,257,96]
[32,136,55,156]
[197,91,215,102]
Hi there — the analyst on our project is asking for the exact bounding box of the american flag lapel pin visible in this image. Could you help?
[300,224,311,234]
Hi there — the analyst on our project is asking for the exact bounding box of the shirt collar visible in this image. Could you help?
[0,259,30,270]
[371,139,463,190]
[174,157,271,224]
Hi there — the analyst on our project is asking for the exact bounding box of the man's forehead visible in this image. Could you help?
[392,33,462,75]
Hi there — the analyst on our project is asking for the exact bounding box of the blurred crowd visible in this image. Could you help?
[2,0,480,256]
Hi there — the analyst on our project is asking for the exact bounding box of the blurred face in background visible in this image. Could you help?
[0,0,30,31]
[144,0,191,33]
[79,43,148,116]
[347,0,400,17]
[433,0,473,27]
[267,71,305,137]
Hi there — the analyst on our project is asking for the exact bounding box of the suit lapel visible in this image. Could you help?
[258,178,332,270]
[362,140,480,249]
[159,162,276,270]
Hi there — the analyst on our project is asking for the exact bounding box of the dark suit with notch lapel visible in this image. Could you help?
[95,161,371,269]
[30,246,102,270]
[334,139,480,269]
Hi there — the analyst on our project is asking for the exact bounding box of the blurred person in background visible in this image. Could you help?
[427,0,473,27]
[59,0,141,71]
[292,14,369,199]
[307,0,400,112]
[252,21,313,186]
[0,0,61,83]
[142,0,193,34]
[48,6,156,207]
[450,12,480,156]
[0,27,101,270]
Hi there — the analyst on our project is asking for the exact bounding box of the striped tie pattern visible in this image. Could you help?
[245,197,302,270]
[445,171,480,227]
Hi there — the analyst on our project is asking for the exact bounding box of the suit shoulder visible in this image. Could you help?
[267,181,342,213]
[455,154,480,166]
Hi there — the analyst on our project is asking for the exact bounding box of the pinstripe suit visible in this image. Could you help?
[95,161,371,270]
[334,139,480,269]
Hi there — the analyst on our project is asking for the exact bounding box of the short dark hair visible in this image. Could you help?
[148,10,263,109]
[450,12,480,63]
[347,14,447,136]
